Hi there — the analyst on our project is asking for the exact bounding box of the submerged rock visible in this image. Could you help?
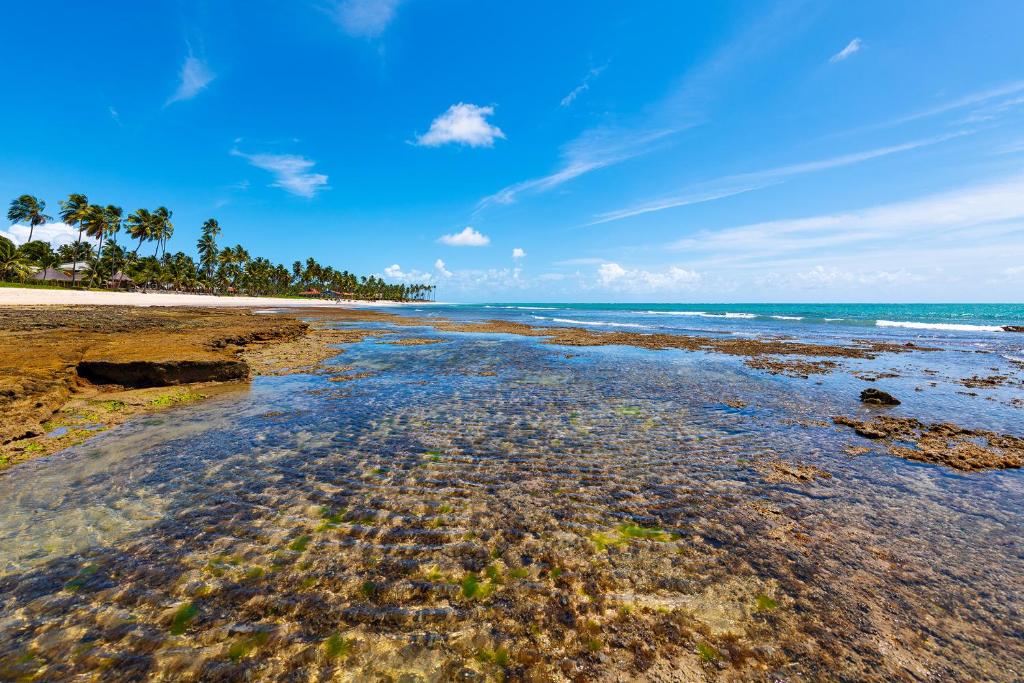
[1002,326,1024,332]
[859,388,900,406]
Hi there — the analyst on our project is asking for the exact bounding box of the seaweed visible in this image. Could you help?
[169,602,198,635]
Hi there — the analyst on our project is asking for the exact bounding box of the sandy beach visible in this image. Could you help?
[0,286,415,308]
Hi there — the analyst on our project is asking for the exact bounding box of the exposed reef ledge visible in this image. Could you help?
[77,359,249,388]
[833,415,1023,471]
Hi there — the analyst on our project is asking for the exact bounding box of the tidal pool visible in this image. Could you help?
[0,324,1022,681]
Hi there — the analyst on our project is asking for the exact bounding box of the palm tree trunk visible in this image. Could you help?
[28,222,35,244]
[71,228,83,284]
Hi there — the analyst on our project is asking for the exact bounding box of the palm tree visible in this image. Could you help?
[125,208,155,254]
[36,249,61,281]
[197,218,220,281]
[58,193,90,283]
[0,236,32,281]
[102,205,122,256]
[154,206,173,257]
[7,195,51,244]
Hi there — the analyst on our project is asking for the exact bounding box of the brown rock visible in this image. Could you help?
[860,388,900,406]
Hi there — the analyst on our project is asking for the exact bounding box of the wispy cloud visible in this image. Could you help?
[434,258,452,277]
[589,131,970,225]
[331,0,402,38]
[415,103,505,148]
[230,149,329,198]
[477,127,677,210]
[512,247,526,260]
[108,106,122,126]
[167,54,215,105]
[829,38,862,63]
[560,65,607,107]
[437,226,490,247]
[476,2,809,213]
[669,174,1024,265]
[860,80,1024,132]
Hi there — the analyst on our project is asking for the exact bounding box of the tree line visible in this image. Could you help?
[2,193,435,301]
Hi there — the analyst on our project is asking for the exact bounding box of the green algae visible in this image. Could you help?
[360,580,377,599]
[228,631,270,663]
[324,634,354,660]
[169,602,198,635]
[615,406,643,416]
[288,535,312,552]
[696,642,721,663]
[461,574,481,599]
[64,564,100,592]
[755,594,779,611]
[244,566,265,581]
[617,523,676,542]
[476,647,510,667]
[99,400,125,412]
[150,390,205,408]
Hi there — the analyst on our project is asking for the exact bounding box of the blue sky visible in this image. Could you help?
[2,0,1023,302]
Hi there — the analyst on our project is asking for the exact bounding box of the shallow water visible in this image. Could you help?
[0,314,1022,681]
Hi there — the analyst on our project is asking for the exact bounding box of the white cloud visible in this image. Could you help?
[829,38,862,63]
[437,226,490,247]
[759,266,925,289]
[167,55,215,105]
[1,222,97,247]
[231,149,329,198]
[554,257,605,266]
[332,0,402,38]
[383,263,433,282]
[560,65,606,107]
[668,174,1024,270]
[512,247,526,260]
[109,106,122,126]
[595,262,701,292]
[589,130,969,225]
[434,258,452,277]
[415,103,505,148]
[478,127,676,209]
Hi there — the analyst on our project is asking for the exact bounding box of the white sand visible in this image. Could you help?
[0,287,419,308]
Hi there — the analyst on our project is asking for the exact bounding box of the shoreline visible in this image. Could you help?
[0,286,439,308]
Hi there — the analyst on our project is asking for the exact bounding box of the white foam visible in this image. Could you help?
[534,316,648,329]
[875,320,1005,332]
[645,310,756,319]
[771,315,804,320]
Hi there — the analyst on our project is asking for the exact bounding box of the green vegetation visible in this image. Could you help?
[63,564,100,592]
[476,647,510,667]
[755,594,779,611]
[150,390,205,407]
[591,523,677,550]
[288,535,312,552]
[4,192,434,300]
[228,631,270,662]
[169,602,198,635]
[696,642,721,663]
[324,633,354,659]
[615,406,643,416]
[461,574,481,599]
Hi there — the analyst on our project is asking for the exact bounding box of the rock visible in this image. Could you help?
[1003,326,1024,332]
[860,388,900,406]
[77,359,249,388]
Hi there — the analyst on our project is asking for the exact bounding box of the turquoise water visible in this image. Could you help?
[456,302,1024,332]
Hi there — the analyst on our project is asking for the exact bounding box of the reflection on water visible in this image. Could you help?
[0,326,1022,680]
